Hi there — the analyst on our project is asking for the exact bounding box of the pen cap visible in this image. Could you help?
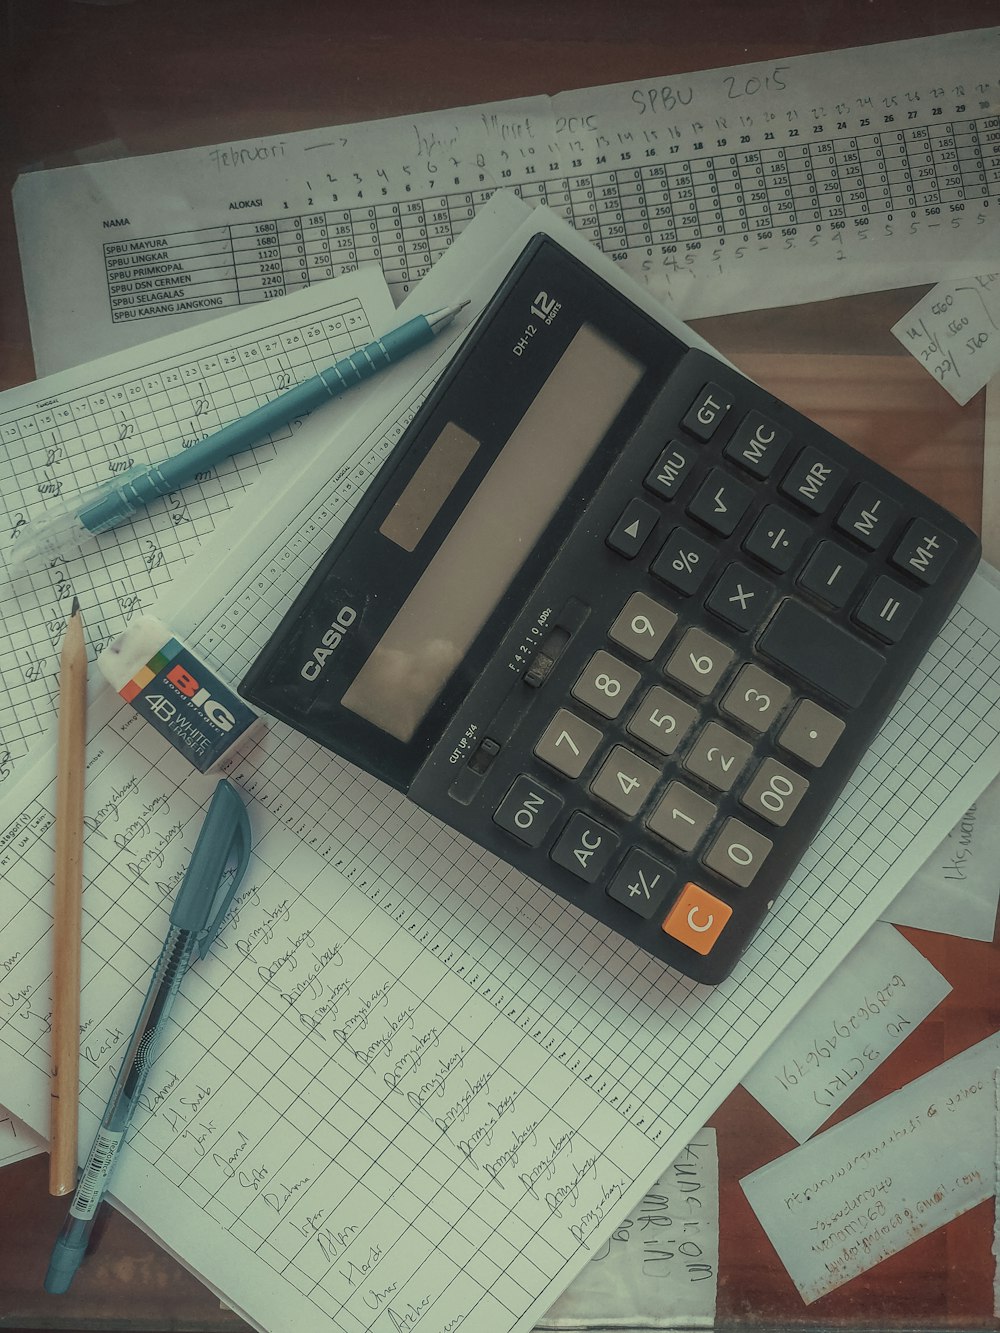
[170,780,252,956]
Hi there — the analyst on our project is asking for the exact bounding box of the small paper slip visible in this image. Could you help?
[884,772,1000,942]
[994,1070,1000,1319]
[741,1031,1000,1304]
[892,272,1000,406]
[0,1107,43,1168]
[742,923,951,1143]
[982,387,1000,568]
[537,1132,718,1329]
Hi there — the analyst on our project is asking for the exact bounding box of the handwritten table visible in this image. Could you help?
[1,0,998,1329]
[100,119,1000,327]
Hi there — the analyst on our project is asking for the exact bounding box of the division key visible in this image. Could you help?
[757,599,884,708]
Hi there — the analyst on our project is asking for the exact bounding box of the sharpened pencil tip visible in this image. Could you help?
[70,595,80,617]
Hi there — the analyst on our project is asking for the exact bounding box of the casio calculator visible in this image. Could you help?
[240,234,980,984]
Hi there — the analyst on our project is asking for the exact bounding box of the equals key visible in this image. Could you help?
[758,599,884,708]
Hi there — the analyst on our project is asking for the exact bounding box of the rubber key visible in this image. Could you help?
[757,599,884,708]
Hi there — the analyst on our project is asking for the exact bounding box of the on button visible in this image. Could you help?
[493,775,563,847]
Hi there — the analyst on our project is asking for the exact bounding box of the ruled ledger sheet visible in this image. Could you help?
[3,210,1000,1333]
[0,269,394,793]
[15,28,999,372]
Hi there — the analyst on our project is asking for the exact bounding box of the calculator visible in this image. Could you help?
[240,234,980,983]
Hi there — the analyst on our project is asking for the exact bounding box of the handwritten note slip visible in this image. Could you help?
[884,772,1000,942]
[892,272,1000,405]
[994,1071,1000,1319]
[538,1132,717,1328]
[742,1031,999,1303]
[14,28,999,371]
[0,269,395,794]
[0,1107,43,1169]
[742,924,951,1143]
[3,208,1000,1333]
[983,384,1000,569]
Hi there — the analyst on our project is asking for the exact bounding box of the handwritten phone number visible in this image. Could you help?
[774,975,908,1092]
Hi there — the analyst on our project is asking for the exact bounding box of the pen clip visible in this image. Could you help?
[168,779,253,958]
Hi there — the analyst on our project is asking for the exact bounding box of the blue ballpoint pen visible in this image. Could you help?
[44,779,252,1295]
[14,301,469,567]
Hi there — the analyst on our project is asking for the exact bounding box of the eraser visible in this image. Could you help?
[98,616,265,772]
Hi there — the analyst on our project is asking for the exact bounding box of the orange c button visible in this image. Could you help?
[662,883,732,955]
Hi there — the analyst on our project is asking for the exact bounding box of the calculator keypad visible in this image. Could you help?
[608,498,659,558]
[706,562,773,631]
[644,441,697,499]
[551,813,618,882]
[723,412,789,478]
[480,354,974,985]
[704,819,773,887]
[682,383,733,440]
[493,776,563,846]
[798,540,866,607]
[743,505,811,572]
[608,850,673,917]
[741,758,810,826]
[651,526,716,594]
[780,446,846,514]
[687,469,754,536]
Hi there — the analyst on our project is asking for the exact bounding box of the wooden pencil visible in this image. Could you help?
[49,596,87,1197]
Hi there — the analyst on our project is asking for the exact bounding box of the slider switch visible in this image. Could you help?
[449,736,501,804]
[468,737,500,774]
[524,627,570,688]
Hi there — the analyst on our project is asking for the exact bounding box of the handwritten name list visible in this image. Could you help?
[0,734,660,1333]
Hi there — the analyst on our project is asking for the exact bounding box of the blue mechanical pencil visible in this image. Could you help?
[15,301,468,566]
[44,779,252,1294]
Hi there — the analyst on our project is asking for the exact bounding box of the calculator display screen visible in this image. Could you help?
[379,423,480,553]
[340,323,645,741]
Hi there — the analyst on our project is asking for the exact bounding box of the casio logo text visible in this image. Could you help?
[301,606,357,681]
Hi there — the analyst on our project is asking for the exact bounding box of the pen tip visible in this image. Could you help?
[70,595,80,617]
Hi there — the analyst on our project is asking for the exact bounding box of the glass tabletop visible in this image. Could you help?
[0,2,996,1329]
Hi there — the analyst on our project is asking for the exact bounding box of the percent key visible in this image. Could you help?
[652,525,717,594]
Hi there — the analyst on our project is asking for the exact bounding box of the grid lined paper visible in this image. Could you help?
[1,576,999,1333]
[0,272,392,789]
[3,211,999,1332]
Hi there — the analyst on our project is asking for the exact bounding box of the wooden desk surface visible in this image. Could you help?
[0,1,997,1328]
